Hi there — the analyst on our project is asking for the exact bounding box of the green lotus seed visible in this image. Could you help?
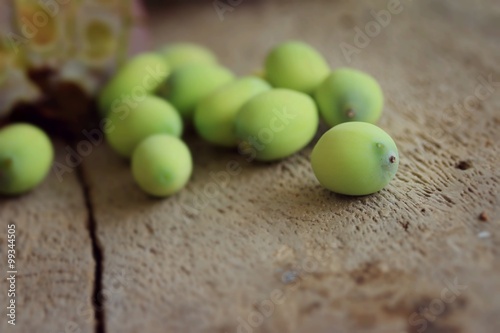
[98,52,169,117]
[265,41,330,94]
[106,95,183,158]
[0,123,54,195]
[235,89,319,161]
[311,122,399,196]
[194,77,271,147]
[158,64,235,119]
[250,68,266,80]
[159,43,217,70]
[314,68,384,127]
[131,134,192,197]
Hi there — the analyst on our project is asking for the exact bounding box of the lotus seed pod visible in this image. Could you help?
[311,122,399,196]
[159,43,217,70]
[235,89,319,161]
[98,52,169,117]
[0,67,42,119]
[159,64,235,119]
[0,123,54,195]
[314,68,384,127]
[106,95,183,158]
[0,39,8,85]
[132,134,192,197]
[194,77,271,147]
[0,6,41,118]
[78,11,122,67]
[16,1,60,53]
[265,41,330,94]
[0,0,148,127]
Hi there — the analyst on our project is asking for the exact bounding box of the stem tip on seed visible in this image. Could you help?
[389,156,396,164]
[346,108,355,118]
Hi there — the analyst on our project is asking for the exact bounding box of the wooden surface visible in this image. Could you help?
[1,0,500,332]
[0,142,95,333]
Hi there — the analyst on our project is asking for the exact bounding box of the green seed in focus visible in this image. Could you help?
[311,122,398,196]
[235,89,319,161]
[132,134,192,197]
[158,64,235,119]
[98,52,169,117]
[265,41,330,94]
[194,76,271,147]
[106,95,183,158]
[0,123,54,195]
[159,43,217,70]
[314,68,384,127]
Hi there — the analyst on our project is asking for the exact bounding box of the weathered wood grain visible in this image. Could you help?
[79,0,500,332]
[0,141,95,333]
[3,0,499,332]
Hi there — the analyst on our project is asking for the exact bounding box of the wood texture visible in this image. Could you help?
[83,0,500,332]
[0,142,95,333]
[2,0,500,332]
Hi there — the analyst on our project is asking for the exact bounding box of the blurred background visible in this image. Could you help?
[1,0,498,137]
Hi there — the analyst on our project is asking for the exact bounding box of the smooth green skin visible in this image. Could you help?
[314,68,384,127]
[106,95,183,158]
[235,89,319,161]
[311,122,399,196]
[131,134,192,197]
[98,52,169,117]
[159,43,217,70]
[158,64,235,119]
[194,77,271,147]
[0,123,54,195]
[250,68,266,80]
[265,41,330,94]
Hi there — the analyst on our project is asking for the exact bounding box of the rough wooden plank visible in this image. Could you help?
[84,0,500,332]
[0,141,95,332]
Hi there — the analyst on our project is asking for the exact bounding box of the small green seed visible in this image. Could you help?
[0,123,54,195]
[314,68,384,127]
[194,77,271,147]
[159,43,217,70]
[106,95,183,158]
[132,134,192,197]
[265,41,330,94]
[235,89,319,161]
[98,52,169,117]
[158,64,235,120]
[250,68,266,80]
[311,122,399,196]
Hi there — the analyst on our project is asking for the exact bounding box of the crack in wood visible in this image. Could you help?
[76,163,105,333]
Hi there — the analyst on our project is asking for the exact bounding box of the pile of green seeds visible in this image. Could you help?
[0,41,399,197]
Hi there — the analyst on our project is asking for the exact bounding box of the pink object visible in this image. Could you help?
[129,0,152,56]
